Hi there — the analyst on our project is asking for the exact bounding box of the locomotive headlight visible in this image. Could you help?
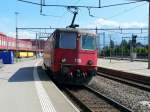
[87,60,93,65]
[61,58,66,63]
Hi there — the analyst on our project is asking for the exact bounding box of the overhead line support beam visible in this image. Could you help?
[16,27,148,30]
[18,0,143,9]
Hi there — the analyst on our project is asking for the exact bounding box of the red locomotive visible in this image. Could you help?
[44,28,97,85]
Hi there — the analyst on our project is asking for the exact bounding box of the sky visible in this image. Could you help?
[0,0,149,39]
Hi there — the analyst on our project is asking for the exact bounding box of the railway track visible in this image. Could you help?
[97,67,150,92]
[62,86,131,112]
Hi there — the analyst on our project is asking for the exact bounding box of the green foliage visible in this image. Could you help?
[100,39,148,58]
[110,40,115,48]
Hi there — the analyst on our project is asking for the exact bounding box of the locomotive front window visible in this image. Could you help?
[60,32,76,49]
[81,35,96,50]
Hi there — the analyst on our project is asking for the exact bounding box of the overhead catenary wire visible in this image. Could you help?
[19,29,53,34]
[16,27,148,30]
[18,0,147,23]
[39,0,63,17]
[106,2,146,19]
[17,0,148,26]
[18,0,144,9]
[17,27,148,35]
[88,2,146,20]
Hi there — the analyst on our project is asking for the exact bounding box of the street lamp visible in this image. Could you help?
[15,12,19,62]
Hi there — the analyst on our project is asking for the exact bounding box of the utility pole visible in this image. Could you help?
[95,27,98,34]
[95,27,99,56]
[38,33,41,56]
[148,1,150,69]
[110,34,112,63]
[130,36,133,62]
[115,41,117,57]
[99,0,101,8]
[121,37,123,59]
[36,33,38,59]
[15,12,19,62]
[103,32,105,58]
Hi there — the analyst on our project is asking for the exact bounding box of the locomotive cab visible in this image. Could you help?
[44,28,97,85]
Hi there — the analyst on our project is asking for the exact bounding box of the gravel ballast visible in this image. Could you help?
[88,76,150,112]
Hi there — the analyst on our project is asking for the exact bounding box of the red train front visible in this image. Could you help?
[44,28,97,85]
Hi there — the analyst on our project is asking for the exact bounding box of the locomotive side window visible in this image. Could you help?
[81,35,96,50]
[59,32,76,49]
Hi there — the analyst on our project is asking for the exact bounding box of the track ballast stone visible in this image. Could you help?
[88,76,150,112]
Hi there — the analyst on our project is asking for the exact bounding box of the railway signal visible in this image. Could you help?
[132,35,137,47]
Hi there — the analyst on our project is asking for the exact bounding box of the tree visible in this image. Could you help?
[110,40,115,48]
[121,39,128,48]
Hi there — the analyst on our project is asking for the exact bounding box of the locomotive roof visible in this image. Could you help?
[55,28,96,35]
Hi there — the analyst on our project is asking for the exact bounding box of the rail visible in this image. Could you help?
[97,67,150,91]
[101,57,148,62]
[62,86,132,112]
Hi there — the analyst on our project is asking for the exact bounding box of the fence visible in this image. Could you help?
[96,28,148,60]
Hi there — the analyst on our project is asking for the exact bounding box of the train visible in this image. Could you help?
[0,32,45,58]
[43,28,98,85]
[0,32,32,51]
[16,52,34,58]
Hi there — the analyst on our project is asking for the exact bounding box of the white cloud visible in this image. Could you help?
[89,18,147,28]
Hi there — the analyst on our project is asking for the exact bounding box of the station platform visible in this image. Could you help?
[98,58,150,77]
[0,59,79,112]
[0,59,3,68]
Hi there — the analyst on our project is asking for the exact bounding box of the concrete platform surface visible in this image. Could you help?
[0,59,79,112]
[0,59,3,68]
[98,58,150,77]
